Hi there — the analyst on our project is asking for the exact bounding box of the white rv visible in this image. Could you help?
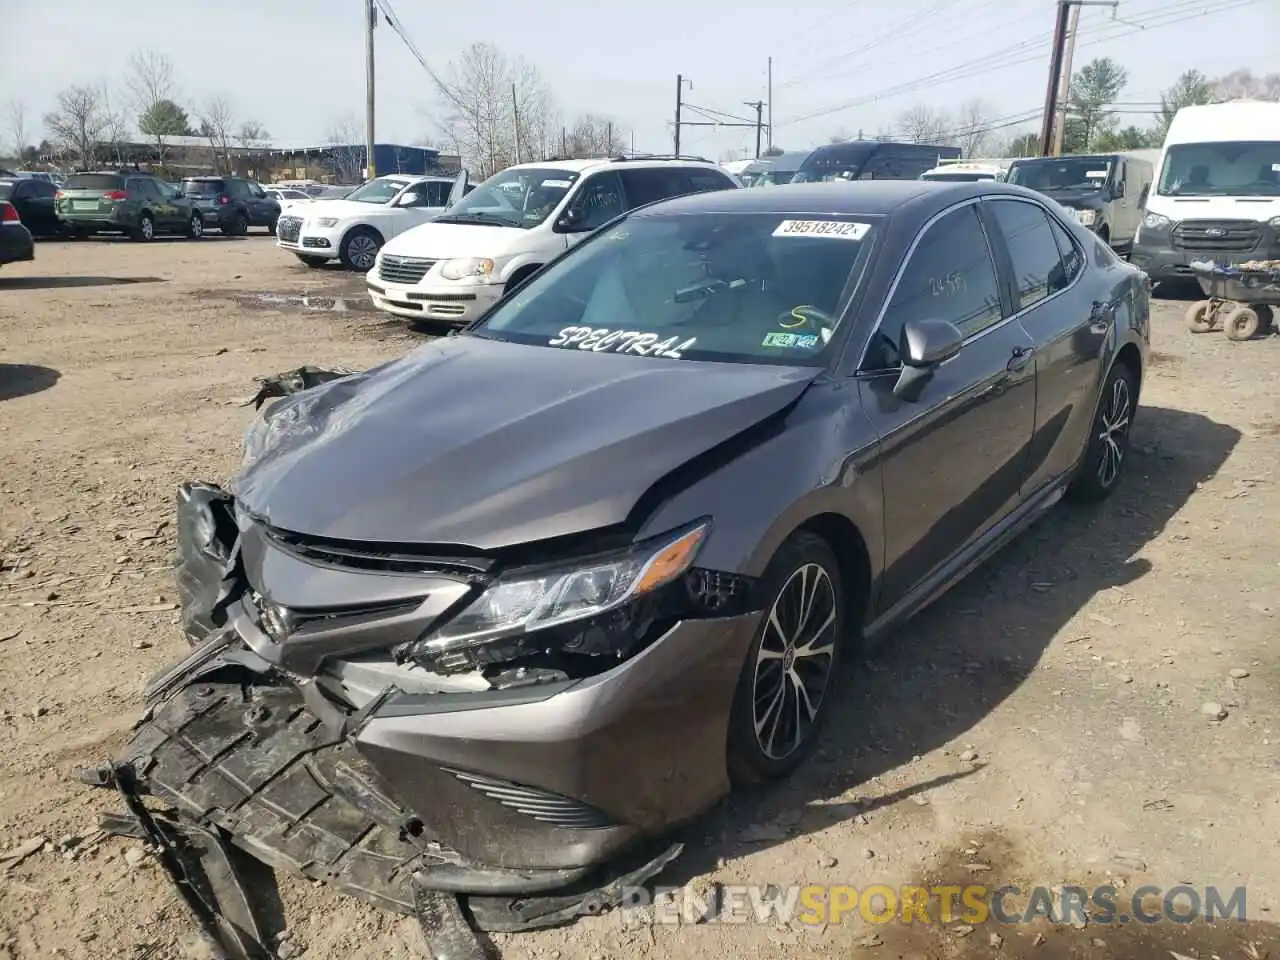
[1132,100,1280,282]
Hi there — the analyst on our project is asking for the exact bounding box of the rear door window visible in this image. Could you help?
[618,168,688,207]
[65,174,124,191]
[987,199,1071,310]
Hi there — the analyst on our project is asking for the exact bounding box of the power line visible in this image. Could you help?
[776,0,1260,129]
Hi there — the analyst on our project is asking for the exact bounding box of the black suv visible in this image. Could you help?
[181,177,281,236]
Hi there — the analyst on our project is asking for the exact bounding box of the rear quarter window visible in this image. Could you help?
[65,174,124,190]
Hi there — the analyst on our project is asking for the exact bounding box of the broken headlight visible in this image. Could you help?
[410,521,709,661]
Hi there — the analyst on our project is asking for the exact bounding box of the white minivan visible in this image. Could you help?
[1132,100,1280,284]
[366,157,739,325]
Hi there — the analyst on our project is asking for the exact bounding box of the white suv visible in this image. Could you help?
[276,172,468,271]
[366,157,738,325]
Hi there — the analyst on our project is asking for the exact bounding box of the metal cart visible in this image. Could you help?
[1186,259,1280,341]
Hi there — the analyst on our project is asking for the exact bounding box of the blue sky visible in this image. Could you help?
[2,0,1275,160]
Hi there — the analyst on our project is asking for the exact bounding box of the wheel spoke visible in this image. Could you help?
[793,608,836,658]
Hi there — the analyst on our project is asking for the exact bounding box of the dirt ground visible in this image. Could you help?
[0,234,1277,960]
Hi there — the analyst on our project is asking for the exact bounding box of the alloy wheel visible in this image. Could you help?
[141,217,154,240]
[1096,375,1131,488]
[348,234,378,270]
[751,562,838,761]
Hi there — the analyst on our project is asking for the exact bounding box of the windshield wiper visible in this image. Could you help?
[434,212,519,227]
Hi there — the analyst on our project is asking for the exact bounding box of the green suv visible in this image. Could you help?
[56,172,204,241]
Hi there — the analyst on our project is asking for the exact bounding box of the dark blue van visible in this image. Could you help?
[792,140,961,183]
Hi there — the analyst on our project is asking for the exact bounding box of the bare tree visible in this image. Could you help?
[564,114,626,158]
[431,42,557,177]
[99,84,131,166]
[1210,68,1280,101]
[326,117,365,182]
[44,85,107,169]
[127,48,183,165]
[235,121,268,148]
[197,95,235,173]
[952,98,994,157]
[895,104,951,145]
[6,100,28,159]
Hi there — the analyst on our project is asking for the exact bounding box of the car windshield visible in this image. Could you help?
[64,174,124,190]
[1006,159,1111,191]
[435,167,580,229]
[343,178,411,204]
[183,180,224,195]
[1157,141,1280,197]
[469,212,875,365]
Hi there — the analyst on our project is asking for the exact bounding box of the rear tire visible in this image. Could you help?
[727,531,845,786]
[1223,306,1261,341]
[1067,362,1137,503]
[224,212,248,236]
[186,213,204,239]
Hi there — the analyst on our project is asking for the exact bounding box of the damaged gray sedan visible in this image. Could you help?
[85,181,1149,958]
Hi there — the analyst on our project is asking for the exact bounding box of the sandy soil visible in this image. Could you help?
[0,235,1277,960]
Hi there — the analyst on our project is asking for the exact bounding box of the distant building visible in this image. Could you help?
[46,135,457,182]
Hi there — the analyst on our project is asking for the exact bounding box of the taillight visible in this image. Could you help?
[103,190,128,201]
[218,195,229,205]
[55,190,65,200]
[1,202,19,222]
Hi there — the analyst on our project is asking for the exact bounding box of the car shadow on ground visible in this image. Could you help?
[665,404,1240,879]
[0,363,60,401]
[0,275,166,290]
[1153,280,1202,301]
[89,235,248,244]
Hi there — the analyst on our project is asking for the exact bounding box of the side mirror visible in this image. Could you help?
[1112,181,1126,198]
[397,191,421,207]
[893,319,964,402]
[554,207,583,232]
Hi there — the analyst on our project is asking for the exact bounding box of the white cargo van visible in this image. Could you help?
[1132,100,1280,283]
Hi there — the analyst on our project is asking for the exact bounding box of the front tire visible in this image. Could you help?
[131,213,154,242]
[339,227,381,271]
[727,532,845,785]
[1067,362,1136,503]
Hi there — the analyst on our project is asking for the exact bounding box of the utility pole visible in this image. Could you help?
[1052,2,1082,155]
[767,57,773,150]
[364,0,376,178]
[744,100,765,158]
[606,120,613,154]
[674,74,686,156]
[511,84,522,163]
[561,127,567,157]
[1040,0,1118,155]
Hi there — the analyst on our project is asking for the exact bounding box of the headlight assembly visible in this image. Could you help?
[1075,208,1097,226]
[439,257,495,282]
[1143,212,1171,230]
[410,522,709,662]
[312,217,339,228]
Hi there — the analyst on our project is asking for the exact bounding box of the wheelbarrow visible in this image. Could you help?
[1186,259,1280,341]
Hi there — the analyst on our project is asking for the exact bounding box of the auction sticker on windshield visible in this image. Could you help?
[773,220,870,240]
[763,332,820,349]
[548,326,697,359]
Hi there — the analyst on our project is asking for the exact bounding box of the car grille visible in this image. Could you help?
[277,216,303,243]
[443,768,616,829]
[1171,219,1262,252]
[378,255,436,285]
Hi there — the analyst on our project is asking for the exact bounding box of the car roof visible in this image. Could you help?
[503,156,722,175]
[631,179,1040,218]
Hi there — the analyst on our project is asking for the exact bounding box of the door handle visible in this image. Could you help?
[1006,346,1034,373]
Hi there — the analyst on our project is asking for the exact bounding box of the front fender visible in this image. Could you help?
[636,378,884,582]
